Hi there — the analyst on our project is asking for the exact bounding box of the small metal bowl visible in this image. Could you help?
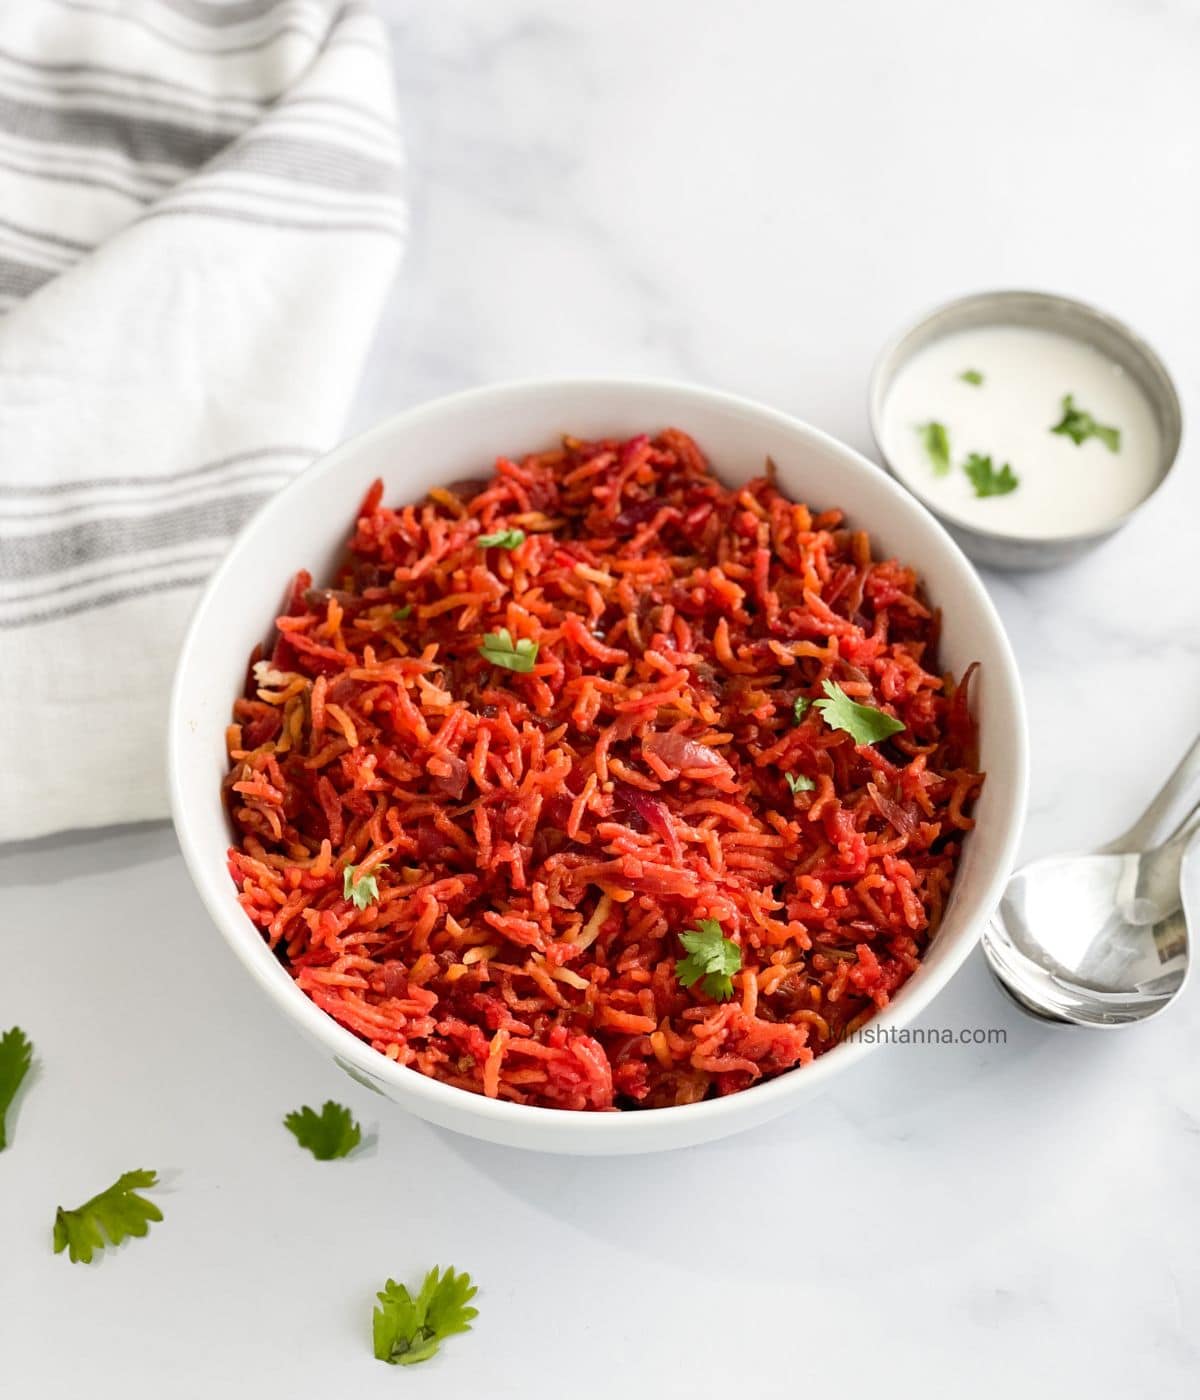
[868,289,1183,569]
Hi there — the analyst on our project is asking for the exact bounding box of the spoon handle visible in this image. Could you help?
[1106,731,1200,853]
[1132,803,1200,903]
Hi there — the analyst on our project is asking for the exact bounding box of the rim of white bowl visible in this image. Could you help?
[169,376,1029,1146]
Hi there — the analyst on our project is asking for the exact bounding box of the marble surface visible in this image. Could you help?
[4,2,1200,1396]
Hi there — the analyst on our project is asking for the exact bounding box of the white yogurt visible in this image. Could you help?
[879,324,1162,538]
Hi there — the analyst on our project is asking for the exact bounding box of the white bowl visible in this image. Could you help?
[169,379,1028,1155]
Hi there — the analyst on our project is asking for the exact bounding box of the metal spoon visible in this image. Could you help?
[982,734,1200,1026]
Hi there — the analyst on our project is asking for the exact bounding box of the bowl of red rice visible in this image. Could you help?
[169,379,1027,1154]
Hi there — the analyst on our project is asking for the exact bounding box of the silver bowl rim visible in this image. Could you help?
[867,287,1184,551]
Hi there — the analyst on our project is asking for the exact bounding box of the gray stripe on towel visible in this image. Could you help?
[0,60,390,149]
[0,547,224,609]
[0,212,92,254]
[0,491,270,580]
[0,469,294,523]
[0,445,315,497]
[154,0,286,27]
[0,90,231,168]
[0,257,56,299]
[0,43,265,114]
[0,74,253,135]
[49,0,333,57]
[0,44,395,130]
[0,95,397,193]
[213,134,402,193]
[0,571,212,630]
[140,203,403,238]
[0,150,158,203]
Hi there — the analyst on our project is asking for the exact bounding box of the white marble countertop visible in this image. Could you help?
[5,2,1199,1396]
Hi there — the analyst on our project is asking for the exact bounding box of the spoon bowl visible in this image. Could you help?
[983,735,1200,1027]
[983,841,1195,1026]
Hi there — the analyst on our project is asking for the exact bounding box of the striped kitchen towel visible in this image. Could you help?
[0,1,403,842]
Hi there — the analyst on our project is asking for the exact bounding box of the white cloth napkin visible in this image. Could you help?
[0,1,403,843]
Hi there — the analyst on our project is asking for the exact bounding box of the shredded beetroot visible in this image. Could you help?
[224,430,983,1110]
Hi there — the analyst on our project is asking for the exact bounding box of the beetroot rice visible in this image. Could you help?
[225,430,983,1110]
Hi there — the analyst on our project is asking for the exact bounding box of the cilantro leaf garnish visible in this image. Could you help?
[792,695,811,724]
[373,1266,479,1366]
[917,421,951,475]
[479,628,539,673]
[0,1026,33,1152]
[343,864,381,910]
[1051,394,1120,452]
[476,528,526,550]
[392,605,412,621]
[284,1101,362,1160]
[784,773,815,795]
[675,919,743,1001]
[959,369,984,386]
[963,452,1019,498]
[54,1170,163,1263]
[815,680,906,745]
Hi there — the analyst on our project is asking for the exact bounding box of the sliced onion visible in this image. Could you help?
[430,754,469,799]
[415,820,453,859]
[642,731,732,776]
[614,499,663,530]
[615,782,682,861]
[868,782,917,835]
